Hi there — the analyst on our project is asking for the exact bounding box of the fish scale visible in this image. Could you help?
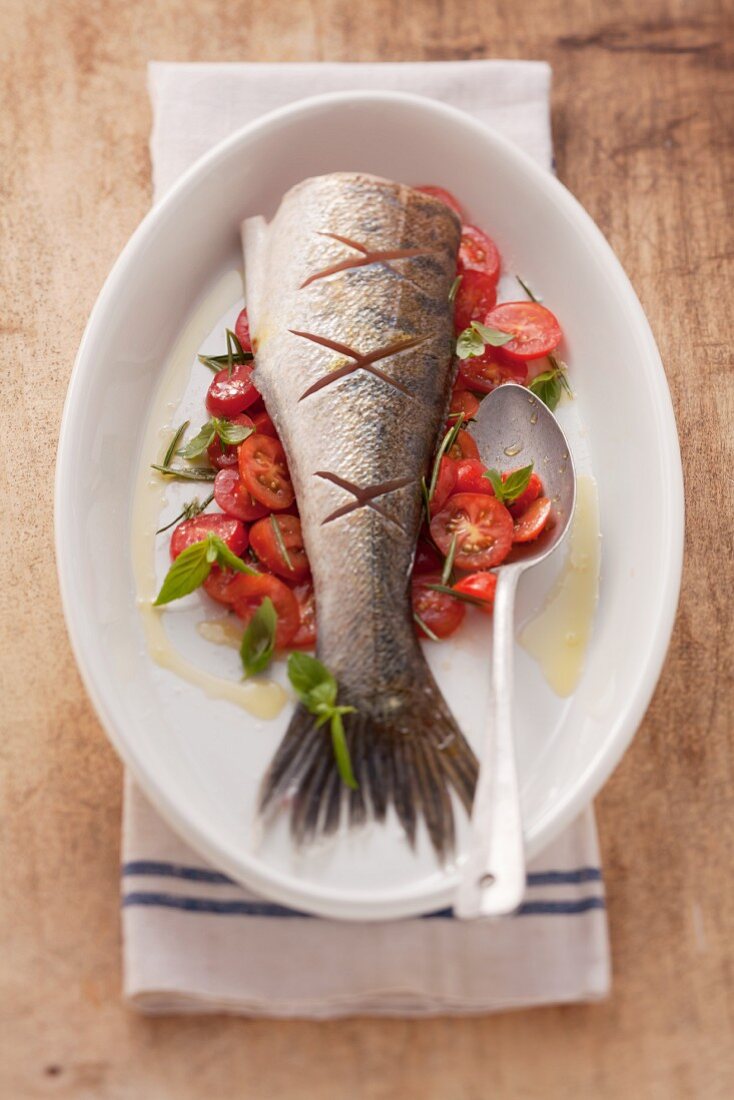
[243,172,478,856]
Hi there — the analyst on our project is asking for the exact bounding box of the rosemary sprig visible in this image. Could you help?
[426,583,489,609]
[163,421,190,467]
[441,534,457,586]
[151,464,217,483]
[427,414,464,502]
[270,515,294,571]
[413,612,440,642]
[198,351,253,372]
[155,492,215,535]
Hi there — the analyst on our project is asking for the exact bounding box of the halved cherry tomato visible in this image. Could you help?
[214,467,269,522]
[429,456,457,516]
[453,270,498,332]
[484,302,562,363]
[169,513,247,560]
[234,308,253,353]
[457,225,501,283]
[206,362,260,418]
[291,581,317,649]
[506,470,543,518]
[457,351,528,393]
[454,458,493,496]
[430,492,514,570]
[251,408,278,438]
[227,573,299,649]
[203,567,238,605]
[413,536,443,576]
[513,497,552,543]
[453,571,498,615]
[250,514,311,582]
[447,429,480,461]
[415,185,463,218]
[238,433,295,511]
[449,388,480,422]
[412,573,465,639]
[207,413,254,470]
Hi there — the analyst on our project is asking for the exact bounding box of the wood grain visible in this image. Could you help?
[1,0,732,1097]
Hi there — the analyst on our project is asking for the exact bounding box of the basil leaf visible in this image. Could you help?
[154,539,213,606]
[240,597,277,678]
[287,652,336,707]
[215,418,253,446]
[471,321,514,347]
[330,711,358,789]
[151,464,217,482]
[484,463,534,504]
[179,421,217,459]
[210,536,259,576]
[529,370,562,411]
[483,468,505,499]
[163,421,190,467]
[455,326,485,360]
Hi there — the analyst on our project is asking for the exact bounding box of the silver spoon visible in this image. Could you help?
[455,382,576,919]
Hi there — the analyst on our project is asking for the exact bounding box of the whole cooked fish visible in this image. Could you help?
[243,172,477,856]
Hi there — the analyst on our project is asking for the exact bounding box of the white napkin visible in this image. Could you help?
[123,60,610,1017]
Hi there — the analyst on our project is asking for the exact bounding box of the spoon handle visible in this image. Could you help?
[455,565,525,919]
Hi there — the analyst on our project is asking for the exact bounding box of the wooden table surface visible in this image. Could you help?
[2,0,732,1096]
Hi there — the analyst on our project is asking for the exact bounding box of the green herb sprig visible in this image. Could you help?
[178,417,253,460]
[456,320,514,361]
[516,276,572,408]
[240,597,277,678]
[154,534,257,606]
[269,515,294,571]
[156,492,214,535]
[413,611,440,642]
[427,414,465,504]
[448,274,462,303]
[483,462,534,505]
[287,653,358,789]
[151,464,217,483]
[426,583,490,609]
[163,421,190,467]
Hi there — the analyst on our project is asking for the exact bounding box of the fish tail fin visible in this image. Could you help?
[258,682,477,858]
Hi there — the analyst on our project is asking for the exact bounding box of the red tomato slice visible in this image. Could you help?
[457,352,528,393]
[513,497,552,543]
[228,573,299,649]
[447,428,480,461]
[203,567,238,605]
[506,471,543,518]
[234,308,253,353]
[291,581,317,649]
[251,408,278,438]
[449,388,480,422]
[430,492,514,570]
[250,514,311,582]
[453,571,498,615]
[429,456,457,516]
[484,302,562,363]
[413,536,443,576]
[457,225,501,283]
[169,513,247,561]
[412,573,465,640]
[238,433,295,510]
[206,362,260,418]
[414,185,463,218]
[214,468,269,522]
[453,270,498,332]
[207,413,254,470]
[454,458,493,496]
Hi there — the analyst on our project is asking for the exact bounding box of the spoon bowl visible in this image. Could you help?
[455,382,576,919]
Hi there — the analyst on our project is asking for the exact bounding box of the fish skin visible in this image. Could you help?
[243,173,478,856]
